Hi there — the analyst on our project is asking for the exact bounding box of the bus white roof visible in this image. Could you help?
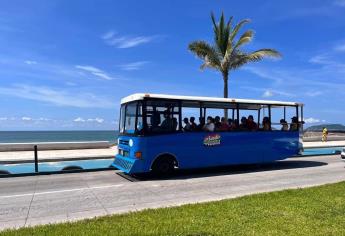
[121,93,303,107]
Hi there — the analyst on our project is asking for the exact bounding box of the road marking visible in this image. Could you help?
[0,184,124,199]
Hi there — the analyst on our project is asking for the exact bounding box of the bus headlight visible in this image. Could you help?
[129,139,134,147]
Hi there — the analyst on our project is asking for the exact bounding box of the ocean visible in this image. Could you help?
[0,131,119,144]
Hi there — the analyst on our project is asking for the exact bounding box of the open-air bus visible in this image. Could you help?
[113,93,304,175]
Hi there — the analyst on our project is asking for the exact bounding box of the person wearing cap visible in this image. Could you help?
[280,119,289,131]
[289,117,299,131]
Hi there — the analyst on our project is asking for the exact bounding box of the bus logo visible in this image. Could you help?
[203,134,221,146]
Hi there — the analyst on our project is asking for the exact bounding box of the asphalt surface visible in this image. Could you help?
[0,155,344,231]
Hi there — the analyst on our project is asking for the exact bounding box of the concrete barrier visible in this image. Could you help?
[0,141,111,152]
[303,136,345,142]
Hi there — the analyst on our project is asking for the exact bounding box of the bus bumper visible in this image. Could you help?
[112,154,144,174]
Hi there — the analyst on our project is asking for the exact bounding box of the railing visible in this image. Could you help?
[0,144,115,177]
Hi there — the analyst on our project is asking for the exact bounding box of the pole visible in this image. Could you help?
[34,145,38,173]
[268,105,272,130]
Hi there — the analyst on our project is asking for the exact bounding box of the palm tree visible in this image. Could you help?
[189,12,281,118]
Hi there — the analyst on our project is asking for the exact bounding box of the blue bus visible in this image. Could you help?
[113,93,304,175]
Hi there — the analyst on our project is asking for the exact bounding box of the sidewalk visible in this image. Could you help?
[303,140,345,149]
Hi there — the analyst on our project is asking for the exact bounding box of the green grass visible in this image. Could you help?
[2,182,345,236]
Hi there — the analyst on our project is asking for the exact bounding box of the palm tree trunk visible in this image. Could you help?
[223,71,229,119]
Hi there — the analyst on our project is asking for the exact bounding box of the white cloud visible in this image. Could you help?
[304,117,325,124]
[38,117,50,121]
[242,86,294,98]
[264,89,294,97]
[305,91,323,97]
[87,118,104,123]
[102,31,158,49]
[24,60,37,65]
[0,84,115,108]
[334,43,345,52]
[75,65,114,80]
[262,90,273,98]
[21,116,32,121]
[0,116,114,130]
[75,117,105,123]
[334,0,345,7]
[74,117,85,122]
[101,31,115,40]
[92,72,113,80]
[119,61,149,71]
[308,55,332,65]
[242,66,283,84]
[75,65,102,73]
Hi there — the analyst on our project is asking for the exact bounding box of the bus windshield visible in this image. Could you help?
[119,102,142,135]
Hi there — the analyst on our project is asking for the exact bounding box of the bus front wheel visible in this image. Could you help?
[151,155,175,175]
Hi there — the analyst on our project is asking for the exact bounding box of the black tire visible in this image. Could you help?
[151,156,175,175]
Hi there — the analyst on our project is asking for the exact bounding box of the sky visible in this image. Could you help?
[0,0,345,130]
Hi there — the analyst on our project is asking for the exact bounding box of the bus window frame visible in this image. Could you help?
[119,98,303,136]
[142,98,183,135]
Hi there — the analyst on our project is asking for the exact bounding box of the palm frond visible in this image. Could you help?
[188,41,221,70]
[229,19,250,42]
[233,30,254,49]
[224,30,254,65]
[211,12,218,38]
[245,49,281,61]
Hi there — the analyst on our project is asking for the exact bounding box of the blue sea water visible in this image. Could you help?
[0,131,119,144]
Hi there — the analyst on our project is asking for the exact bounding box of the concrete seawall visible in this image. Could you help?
[303,136,345,142]
[0,141,111,152]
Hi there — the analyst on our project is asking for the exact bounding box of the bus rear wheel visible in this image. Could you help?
[151,156,175,175]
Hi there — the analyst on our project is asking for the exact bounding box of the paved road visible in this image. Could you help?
[0,155,344,231]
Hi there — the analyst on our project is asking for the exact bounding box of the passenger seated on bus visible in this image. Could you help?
[262,117,271,131]
[218,117,230,131]
[196,117,205,131]
[227,118,234,131]
[160,110,173,131]
[183,117,191,131]
[290,116,299,131]
[247,115,258,131]
[190,117,197,131]
[232,119,239,130]
[172,117,178,131]
[151,112,161,129]
[214,116,221,130]
[280,119,289,131]
[239,116,248,130]
[203,116,215,132]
